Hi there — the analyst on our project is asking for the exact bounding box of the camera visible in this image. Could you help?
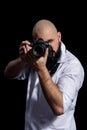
[29,38,53,58]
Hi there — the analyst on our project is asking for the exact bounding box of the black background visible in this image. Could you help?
[1,2,87,130]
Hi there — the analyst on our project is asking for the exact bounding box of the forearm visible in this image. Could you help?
[37,66,63,115]
[4,57,25,78]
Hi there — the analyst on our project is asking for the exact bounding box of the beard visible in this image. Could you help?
[46,42,61,75]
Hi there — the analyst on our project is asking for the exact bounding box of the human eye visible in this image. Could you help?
[46,39,54,44]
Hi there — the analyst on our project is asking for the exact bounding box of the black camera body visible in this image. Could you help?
[30,39,53,58]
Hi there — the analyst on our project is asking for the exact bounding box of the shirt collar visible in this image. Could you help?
[58,41,67,63]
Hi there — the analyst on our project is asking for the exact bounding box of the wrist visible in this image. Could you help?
[37,65,49,77]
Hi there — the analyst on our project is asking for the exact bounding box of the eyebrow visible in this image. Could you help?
[45,39,54,43]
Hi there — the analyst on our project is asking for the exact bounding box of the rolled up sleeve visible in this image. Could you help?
[58,60,84,112]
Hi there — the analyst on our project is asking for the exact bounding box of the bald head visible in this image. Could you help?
[32,19,61,52]
[32,19,58,39]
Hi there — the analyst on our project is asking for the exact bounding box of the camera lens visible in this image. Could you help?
[29,38,53,58]
[32,44,46,57]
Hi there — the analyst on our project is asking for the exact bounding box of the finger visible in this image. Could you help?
[19,46,27,54]
[44,48,48,58]
[21,40,30,45]
[20,41,32,52]
[26,44,32,52]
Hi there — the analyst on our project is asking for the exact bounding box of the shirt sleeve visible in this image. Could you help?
[58,59,84,112]
[14,64,30,80]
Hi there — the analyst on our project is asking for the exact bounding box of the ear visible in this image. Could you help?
[57,32,62,42]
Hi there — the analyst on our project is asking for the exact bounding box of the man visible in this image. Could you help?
[4,19,84,130]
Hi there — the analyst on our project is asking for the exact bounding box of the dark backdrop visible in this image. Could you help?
[1,3,87,130]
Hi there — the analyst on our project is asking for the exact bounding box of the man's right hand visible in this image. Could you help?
[19,40,32,63]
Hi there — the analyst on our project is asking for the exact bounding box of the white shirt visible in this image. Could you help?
[17,42,84,130]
